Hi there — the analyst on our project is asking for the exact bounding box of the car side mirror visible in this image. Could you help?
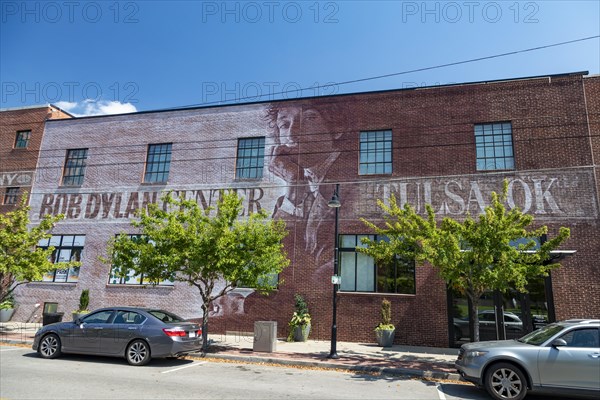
[551,338,567,347]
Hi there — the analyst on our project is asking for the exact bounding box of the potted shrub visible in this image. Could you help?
[287,294,311,342]
[72,289,90,321]
[0,295,15,322]
[374,298,395,347]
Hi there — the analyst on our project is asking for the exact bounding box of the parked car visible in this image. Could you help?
[532,314,549,329]
[32,307,202,366]
[454,310,523,341]
[455,319,600,400]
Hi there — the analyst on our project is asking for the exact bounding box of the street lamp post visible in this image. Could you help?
[327,183,341,359]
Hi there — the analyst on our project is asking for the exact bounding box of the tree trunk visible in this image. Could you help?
[0,273,15,303]
[201,302,210,353]
[469,295,481,342]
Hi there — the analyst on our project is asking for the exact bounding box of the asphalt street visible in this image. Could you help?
[0,345,488,400]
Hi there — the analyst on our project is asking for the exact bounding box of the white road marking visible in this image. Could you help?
[161,361,206,374]
[436,382,447,400]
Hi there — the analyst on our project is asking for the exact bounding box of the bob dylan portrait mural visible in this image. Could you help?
[210,101,351,318]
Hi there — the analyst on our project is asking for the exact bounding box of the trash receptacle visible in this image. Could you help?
[43,312,64,326]
[253,321,277,352]
[42,302,63,325]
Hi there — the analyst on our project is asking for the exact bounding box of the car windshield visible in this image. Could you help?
[147,310,186,323]
[517,323,564,345]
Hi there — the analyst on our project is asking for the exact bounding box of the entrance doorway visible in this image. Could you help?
[448,275,555,347]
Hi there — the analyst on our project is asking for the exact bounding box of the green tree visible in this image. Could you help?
[0,194,79,303]
[359,181,570,342]
[106,191,289,351]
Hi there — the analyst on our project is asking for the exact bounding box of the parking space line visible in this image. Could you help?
[0,347,25,352]
[161,361,207,374]
[435,383,447,400]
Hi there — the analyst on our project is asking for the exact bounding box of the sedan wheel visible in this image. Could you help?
[126,340,151,366]
[484,362,527,400]
[39,334,62,359]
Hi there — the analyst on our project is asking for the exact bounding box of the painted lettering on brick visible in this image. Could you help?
[0,171,33,187]
[31,170,597,222]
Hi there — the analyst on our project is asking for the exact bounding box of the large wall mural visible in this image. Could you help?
[16,83,600,331]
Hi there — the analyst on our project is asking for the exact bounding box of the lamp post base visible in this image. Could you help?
[327,352,339,359]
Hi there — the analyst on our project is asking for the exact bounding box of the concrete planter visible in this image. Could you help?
[293,324,311,342]
[375,328,395,347]
[0,308,15,322]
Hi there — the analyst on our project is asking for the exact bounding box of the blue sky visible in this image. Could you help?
[1,0,599,116]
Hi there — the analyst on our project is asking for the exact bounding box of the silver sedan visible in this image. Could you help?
[455,319,600,400]
[32,307,203,366]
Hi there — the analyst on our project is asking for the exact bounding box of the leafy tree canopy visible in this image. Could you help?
[0,194,78,303]
[359,180,570,341]
[106,190,289,350]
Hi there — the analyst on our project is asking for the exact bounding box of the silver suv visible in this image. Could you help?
[455,319,600,400]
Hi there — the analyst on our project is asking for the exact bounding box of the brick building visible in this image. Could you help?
[1,105,72,212]
[11,72,600,347]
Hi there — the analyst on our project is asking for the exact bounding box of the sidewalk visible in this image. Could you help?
[0,322,460,380]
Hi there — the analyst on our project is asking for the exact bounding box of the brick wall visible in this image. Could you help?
[11,73,600,347]
[1,105,71,212]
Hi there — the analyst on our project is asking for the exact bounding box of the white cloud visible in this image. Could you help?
[55,100,137,117]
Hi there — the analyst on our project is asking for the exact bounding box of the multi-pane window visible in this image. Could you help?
[475,122,515,171]
[236,137,265,179]
[38,235,85,283]
[144,143,172,183]
[359,130,392,175]
[14,130,31,148]
[108,235,174,286]
[339,235,415,294]
[3,187,19,205]
[62,149,88,186]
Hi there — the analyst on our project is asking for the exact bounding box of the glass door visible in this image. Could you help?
[448,275,554,347]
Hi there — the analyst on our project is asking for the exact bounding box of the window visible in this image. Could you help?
[359,130,392,175]
[236,137,265,179]
[38,235,85,283]
[108,235,174,286]
[148,310,185,323]
[14,130,31,148]
[144,143,172,183]
[560,328,599,348]
[62,148,88,186]
[475,122,514,171]
[339,235,415,294]
[81,310,114,324]
[3,187,19,205]
[113,311,146,325]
